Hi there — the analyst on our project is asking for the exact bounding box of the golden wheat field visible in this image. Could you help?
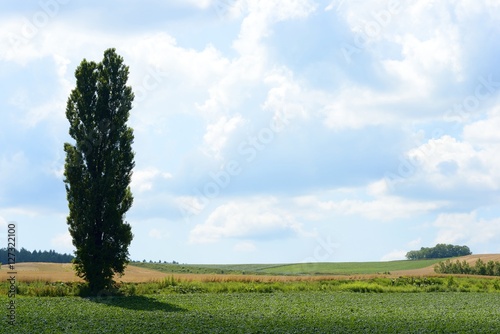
[0,263,169,283]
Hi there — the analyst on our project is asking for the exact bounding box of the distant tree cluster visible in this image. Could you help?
[133,260,179,264]
[0,247,74,264]
[435,258,500,276]
[406,244,472,260]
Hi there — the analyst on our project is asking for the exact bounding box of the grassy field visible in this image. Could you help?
[2,260,442,285]
[4,274,500,297]
[247,258,443,275]
[4,255,499,283]
[132,254,500,277]
[6,292,500,333]
[131,258,444,276]
[3,256,500,332]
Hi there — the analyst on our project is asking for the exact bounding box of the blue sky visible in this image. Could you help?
[1,0,500,264]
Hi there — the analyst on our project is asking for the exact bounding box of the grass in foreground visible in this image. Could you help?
[6,292,500,333]
[3,275,500,297]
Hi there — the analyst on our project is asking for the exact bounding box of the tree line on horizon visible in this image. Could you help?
[0,247,74,264]
[435,258,500,276]
[406,244,472,260]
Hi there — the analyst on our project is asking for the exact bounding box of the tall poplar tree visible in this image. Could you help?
[64,48,135,293]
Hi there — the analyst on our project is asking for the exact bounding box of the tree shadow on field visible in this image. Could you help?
[87,295,186,312]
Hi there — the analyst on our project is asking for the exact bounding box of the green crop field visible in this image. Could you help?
[253,259,443,275]
[5,257,500,332]
[131,262,284,275]
[132,258,442,275]
[5,292,500,333]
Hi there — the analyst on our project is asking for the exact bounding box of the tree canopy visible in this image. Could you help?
[406,244,472,260]
[435,258,500,276]
[64,48,135,293]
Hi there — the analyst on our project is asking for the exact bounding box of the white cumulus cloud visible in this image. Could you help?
[189,198,308,243]
[434,212,500,247]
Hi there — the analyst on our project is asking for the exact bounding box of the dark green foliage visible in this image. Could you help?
[0,247,73,263]
[406,243,471,260]
[435,258,500,276]
[64,48,135,293]
[7,293,500,333]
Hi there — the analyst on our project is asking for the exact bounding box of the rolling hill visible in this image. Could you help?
[3,254,500,283]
